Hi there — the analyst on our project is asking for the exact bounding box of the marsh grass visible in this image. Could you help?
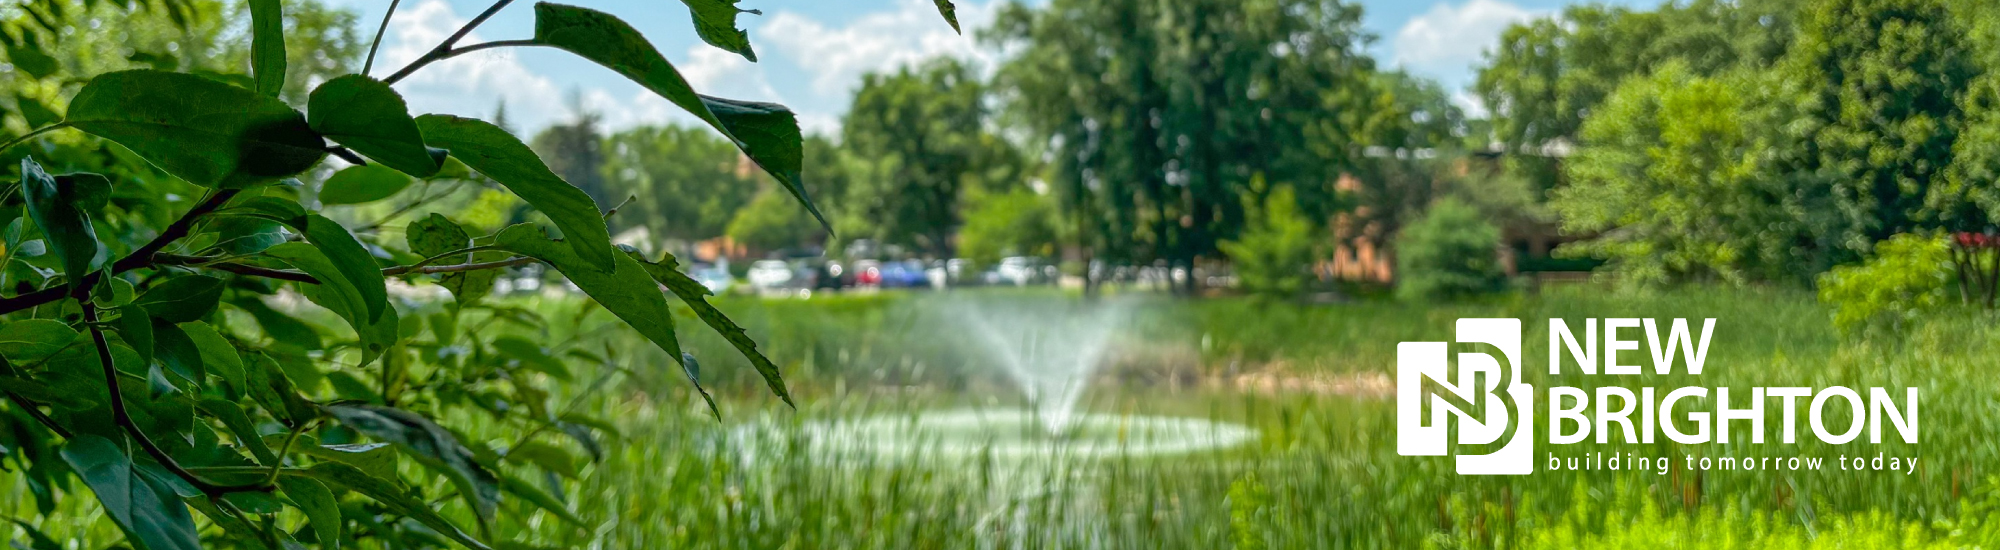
[8,285,1999,548]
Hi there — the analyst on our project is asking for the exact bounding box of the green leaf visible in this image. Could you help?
[404,214,495,307]
[934,0,960,33]
[181,321,245,394]
[4,518,60,550]
[679,0,759,61]
[489,336,570,381]
[131,275,226,323]
[150,320,205,389]
[416,114,616,271]
[304,214,388,323]
[16,94,58,127]
[503,441,580,479]
[249,0,285,96]
[496,469,587,528]
[308,75,443,177]
[319,164,415,206]
[60,435,202,550]
[493,224,686,377]
[113,305,154,365]
[321,404,500,523]
[293,463,491,550]
[701,96,827,232]
[91,274,135,307]
[290,441,396,480]
[264,243,368,331]
[530,2,825,232]
[0,319,78,363]
[405,212,470,258]
[195,398,278,465]
[19,158,106,282]
[631,250,793,406]
[204,216,289,255]
[65,70,326,188]
[232,298,323,351]
[247,352,318,426]
[4,43,58,80]
[279,477,342,550]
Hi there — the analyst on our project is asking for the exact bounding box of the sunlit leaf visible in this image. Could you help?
[308,75,443,177]
[679,0,759,61]
[493,224,686,380]
[630,249,793,406]
[66,70,326,188]
[249,0,284,96]
[529,3,827,231]
[417,114,617,271]
[319,164,415,206]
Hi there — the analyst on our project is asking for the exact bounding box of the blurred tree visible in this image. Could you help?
[957,186,1060,266]
[1475,0,1800,196]
[530,95,610,219]
[601,125,757,241]
[1218,180,1319,300]
[1777,0,1981,256]
[1555,62,1806,285]
[727,186,819,251]
[1395,197,1504,301]
[841,58,1009,257]
[990,0,1375,294]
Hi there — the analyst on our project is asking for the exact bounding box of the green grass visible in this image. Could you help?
[451,284,2000,549]
[9,284,2000,548]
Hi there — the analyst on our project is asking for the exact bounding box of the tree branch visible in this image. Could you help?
[383,256,536,276]
[362,0,404,76]
[0,190,241,315]
[381,0,518,85]
[82,303,270,495]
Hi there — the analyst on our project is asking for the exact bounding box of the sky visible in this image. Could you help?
[334,0,1649,136]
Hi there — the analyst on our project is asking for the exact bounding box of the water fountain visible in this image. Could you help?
[758,296,1257,464]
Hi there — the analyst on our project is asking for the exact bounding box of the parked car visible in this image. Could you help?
[853,260,883,287]
[689,263,734,294]
[878,260,929,288]
[747,260,796,292]
[996,256,1048,286]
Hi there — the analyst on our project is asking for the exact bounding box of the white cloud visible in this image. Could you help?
[377,0,567,132]
[760,0,1000,97]
[680,46,781,102]
[1391,0,1539,75]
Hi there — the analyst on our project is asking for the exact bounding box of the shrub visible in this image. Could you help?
[1219,183,1320,299]
[1394,197,1503,301]
[1816,232,1955,333]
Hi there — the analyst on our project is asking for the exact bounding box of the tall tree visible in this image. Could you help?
[990,0,1375,293]
[840,58,1004,257]
[601,125,758,241]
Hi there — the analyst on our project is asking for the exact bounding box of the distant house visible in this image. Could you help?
[1324,146,1580,285]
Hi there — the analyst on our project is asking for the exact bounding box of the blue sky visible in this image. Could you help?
[333,0,1647,135]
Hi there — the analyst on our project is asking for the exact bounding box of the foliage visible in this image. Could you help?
[1394,197,1503,301]
[1553,62,1804,286]
[839,58,1010,257]
[1218,182,1319,300]
[989,0,1377,291]
[600,125,758,242]
[1816,232,1957,332]
[955,186,1059,266]
[726,187,818,252]
[0,1,962,549]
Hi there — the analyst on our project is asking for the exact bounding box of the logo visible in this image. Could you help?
[1397,318,1534,475]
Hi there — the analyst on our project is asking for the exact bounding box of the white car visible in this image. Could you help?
[996,257,1039,286]
[747,260,795,291]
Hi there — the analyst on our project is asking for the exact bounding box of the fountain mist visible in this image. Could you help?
[951,297,1132,435]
